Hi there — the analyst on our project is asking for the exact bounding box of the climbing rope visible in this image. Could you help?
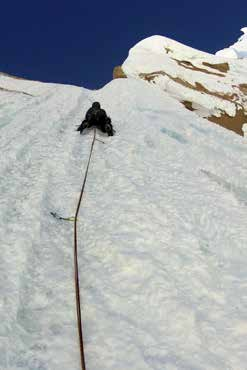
[73,128,97,370]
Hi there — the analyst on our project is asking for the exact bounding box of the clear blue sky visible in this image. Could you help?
[1,0,246,89]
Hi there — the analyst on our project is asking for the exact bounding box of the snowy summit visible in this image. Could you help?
[216,27,247,59]
[1,30,247,370]
[116,33,247,136]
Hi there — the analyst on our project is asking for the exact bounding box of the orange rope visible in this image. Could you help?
[73,129,96,370]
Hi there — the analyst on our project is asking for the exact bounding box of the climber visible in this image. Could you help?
[77,102,114,136]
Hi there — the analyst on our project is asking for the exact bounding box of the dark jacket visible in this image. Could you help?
[77,102,114,136]
[85,106,107,126]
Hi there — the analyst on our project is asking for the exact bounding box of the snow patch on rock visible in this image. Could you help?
[120,34,247,135]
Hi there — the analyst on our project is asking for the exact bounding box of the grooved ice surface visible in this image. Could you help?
[1,76,247,370]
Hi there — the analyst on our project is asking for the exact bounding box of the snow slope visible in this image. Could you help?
[1,74,247,370]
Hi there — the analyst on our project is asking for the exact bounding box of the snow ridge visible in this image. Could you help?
[121,34,247,136]
[216,27,247,59]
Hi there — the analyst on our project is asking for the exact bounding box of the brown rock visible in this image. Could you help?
[208,107,247,136]
[202,62,229,73]
[113,66,127,79]
[173,59,225,77]
[238,84,247,95]
[139,71,237,103]
[182,101,195,111]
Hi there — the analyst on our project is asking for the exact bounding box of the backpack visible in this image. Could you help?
[86,107,106,123]
[95,109,107,122]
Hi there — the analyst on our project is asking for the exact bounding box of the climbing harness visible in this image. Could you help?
[73,128,97,370]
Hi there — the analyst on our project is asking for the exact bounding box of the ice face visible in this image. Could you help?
[1,76,247,370]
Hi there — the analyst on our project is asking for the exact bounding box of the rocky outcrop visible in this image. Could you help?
[113,66,127,79]
[118,34,247,136]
